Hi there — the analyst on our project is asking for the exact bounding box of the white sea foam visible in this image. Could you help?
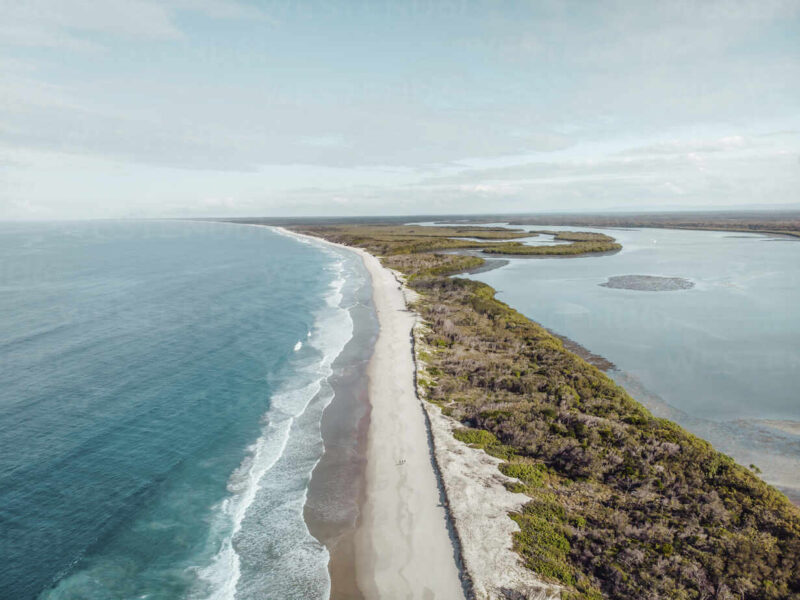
[193,243,355,600]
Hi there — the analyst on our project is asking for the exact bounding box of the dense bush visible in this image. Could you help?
[294,224,621,257]
[483,231,621,255]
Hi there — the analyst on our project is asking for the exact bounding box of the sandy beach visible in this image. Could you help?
[282,226,561,599]
[279,228,466,599]
[352,247,466,599]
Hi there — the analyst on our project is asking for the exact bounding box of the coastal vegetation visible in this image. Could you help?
[230,209,800,240]
[502,212,800,239]
[386,225,533,239]
[295,225,517,255]
[483,231,621,256]
[289,223,800,600]
[286,224,621,258]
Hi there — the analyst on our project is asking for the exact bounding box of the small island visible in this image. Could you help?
[483,230,622,256]
[600,274,694,291]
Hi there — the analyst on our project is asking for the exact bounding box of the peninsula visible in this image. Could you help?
[279,223,800,600]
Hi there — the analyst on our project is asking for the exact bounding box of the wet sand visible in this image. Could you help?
[304,279,377,599]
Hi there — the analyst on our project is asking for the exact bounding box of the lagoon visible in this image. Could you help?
[455,224,800,499]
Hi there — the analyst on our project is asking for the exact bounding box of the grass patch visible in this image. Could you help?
[499,462,546,487]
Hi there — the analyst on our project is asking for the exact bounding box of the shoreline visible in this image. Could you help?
[276,228,466,598]
[450,223,800,508]
[303,254,377,599]
[609,369,800,507]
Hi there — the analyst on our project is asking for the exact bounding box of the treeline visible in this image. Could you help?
[291,224,800,600]
[293,224,621,257]
[504,213,800,239]
[483,231,621,256]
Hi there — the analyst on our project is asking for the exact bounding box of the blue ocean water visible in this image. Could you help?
[0,220,361,599]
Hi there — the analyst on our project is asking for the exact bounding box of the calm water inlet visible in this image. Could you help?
[459,225,800,498]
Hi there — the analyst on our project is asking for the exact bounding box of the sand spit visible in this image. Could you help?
[386,263,559,599]
[758,420,800,437]
[277,227,557,600]
[353,249,466,599]
[600,274,694,291]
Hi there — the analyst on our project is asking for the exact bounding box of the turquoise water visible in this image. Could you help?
[455,224,800,496]
[0,221,362,599]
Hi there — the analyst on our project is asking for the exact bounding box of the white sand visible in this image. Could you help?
[277,226,558,600]
[354,249,466,599]
[354,252,559,600]
[277,228,464,599]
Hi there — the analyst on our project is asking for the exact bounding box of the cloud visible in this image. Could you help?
[0,0,268,48]
[0,66,579,171]
[616,136,753,157]
[1,0,797,174]
[497,0,800,64]
[200,195,240,209]
[168,0,268,21]
[404,130,800,214]
[297,136,350,148]
[1,0,799,218]
[0,1,182,47]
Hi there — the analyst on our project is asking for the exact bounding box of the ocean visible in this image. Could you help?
[0,220,368,599]
[451,223,800,500]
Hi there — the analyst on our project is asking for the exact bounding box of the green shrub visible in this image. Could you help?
[500,462,546,487]
[453,427,498,449]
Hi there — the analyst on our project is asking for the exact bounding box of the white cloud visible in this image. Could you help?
[0,0,798,217]
[0,0,268,48]
[0,1,182,47]
[402,129,800,213]
[168,0,268,21]
[297,136,350,148]
[617,136,753,157]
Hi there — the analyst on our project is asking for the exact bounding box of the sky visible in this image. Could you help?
[1,0,799,219]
